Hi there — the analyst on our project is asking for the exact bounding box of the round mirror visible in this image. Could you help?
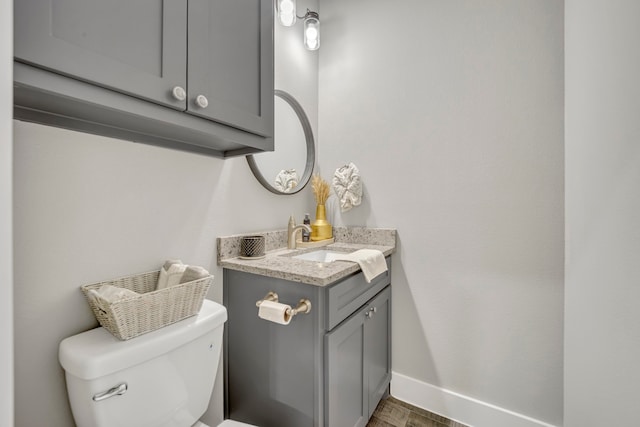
[247,90,315,194]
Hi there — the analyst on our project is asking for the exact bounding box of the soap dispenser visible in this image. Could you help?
[302,213,311,242]
[288,215,296,238]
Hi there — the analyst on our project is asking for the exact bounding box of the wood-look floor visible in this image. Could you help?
[366,396,469,427]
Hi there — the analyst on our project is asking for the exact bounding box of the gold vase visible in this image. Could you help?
[311,204,332,241]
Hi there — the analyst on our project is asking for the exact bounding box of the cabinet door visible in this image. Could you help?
[365,287,392,418]
[14,0,187,110]
[326,287,392,426]
[325,309,368,427]
[188,0,274,137]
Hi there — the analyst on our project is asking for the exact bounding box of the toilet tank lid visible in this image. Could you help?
[59,299,227,380]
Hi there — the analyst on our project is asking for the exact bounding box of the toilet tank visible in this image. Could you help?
[59,299,227,427]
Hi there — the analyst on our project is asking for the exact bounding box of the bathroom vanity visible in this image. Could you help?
[219,228,396,427]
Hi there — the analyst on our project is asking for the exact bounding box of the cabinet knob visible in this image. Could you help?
[171,86,187,101]
[366,307,376,319]
[195,95,209,109]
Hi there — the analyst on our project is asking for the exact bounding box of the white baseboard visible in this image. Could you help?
[390,372,557,427]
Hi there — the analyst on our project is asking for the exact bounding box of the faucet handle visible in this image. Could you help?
[288,224,312,249]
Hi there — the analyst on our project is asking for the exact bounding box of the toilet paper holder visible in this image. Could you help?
[255,291,312,317]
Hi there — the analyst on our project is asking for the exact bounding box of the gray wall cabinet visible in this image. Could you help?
[223,257,391,427]
[14,0,274,158]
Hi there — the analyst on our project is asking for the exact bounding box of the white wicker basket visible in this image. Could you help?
[81,270,212,340]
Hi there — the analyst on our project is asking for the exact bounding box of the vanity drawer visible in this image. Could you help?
[325,256,391,331]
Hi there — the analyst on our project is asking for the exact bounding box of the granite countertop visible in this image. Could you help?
[217,227,396,286]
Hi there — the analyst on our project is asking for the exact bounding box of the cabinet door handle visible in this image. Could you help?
[171,86,187,101]
[195,95,209,108]
[366,307,376,319]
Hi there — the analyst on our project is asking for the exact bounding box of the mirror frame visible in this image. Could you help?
[246,89,315,195]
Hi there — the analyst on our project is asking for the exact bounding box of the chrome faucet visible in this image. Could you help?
[288,224,312,249]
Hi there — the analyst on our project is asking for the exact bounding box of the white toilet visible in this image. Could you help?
[59,299,255,427]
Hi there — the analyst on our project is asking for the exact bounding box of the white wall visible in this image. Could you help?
[1,0,14,426]
[12,5,318,426]
[12,124,309,427]
[564,1,640,425]
[318,1,564,426]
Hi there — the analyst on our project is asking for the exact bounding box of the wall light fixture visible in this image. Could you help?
[277,0,320,51]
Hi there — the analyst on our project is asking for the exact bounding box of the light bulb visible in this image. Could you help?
[280,13,295,27]
[303,13,320,51]
[305,27,318,40]
[278,0,297,27]
[305,38,318,50]
[280,0,293,13]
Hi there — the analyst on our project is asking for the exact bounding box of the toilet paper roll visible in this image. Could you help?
[258,300,292,325]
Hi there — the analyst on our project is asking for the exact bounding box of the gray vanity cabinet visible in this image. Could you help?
[223,257,391,427]
[14,0,274,157]
[325,287,391,427]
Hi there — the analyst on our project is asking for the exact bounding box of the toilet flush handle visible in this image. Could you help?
[92,382,128,402]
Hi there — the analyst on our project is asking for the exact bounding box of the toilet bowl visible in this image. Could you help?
[59,300,256,427]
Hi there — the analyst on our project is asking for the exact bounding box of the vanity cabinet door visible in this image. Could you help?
[325,305,368,427]
[188,0,273,137]
[14,0,187,110]
[325,286,392,427]
[365,287,392,419]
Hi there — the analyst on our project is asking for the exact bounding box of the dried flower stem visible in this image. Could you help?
[311,174,330,205]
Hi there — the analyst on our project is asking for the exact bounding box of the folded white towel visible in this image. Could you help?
[179,265,210,284]
[332,249,387,283]
[161,259,183,271]
[274,169,300,193]
[156,260,186,290]
[332,163,362,212]
[88,285,139,311]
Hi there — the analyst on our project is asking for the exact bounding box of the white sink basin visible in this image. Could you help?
[292,249,351,263]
